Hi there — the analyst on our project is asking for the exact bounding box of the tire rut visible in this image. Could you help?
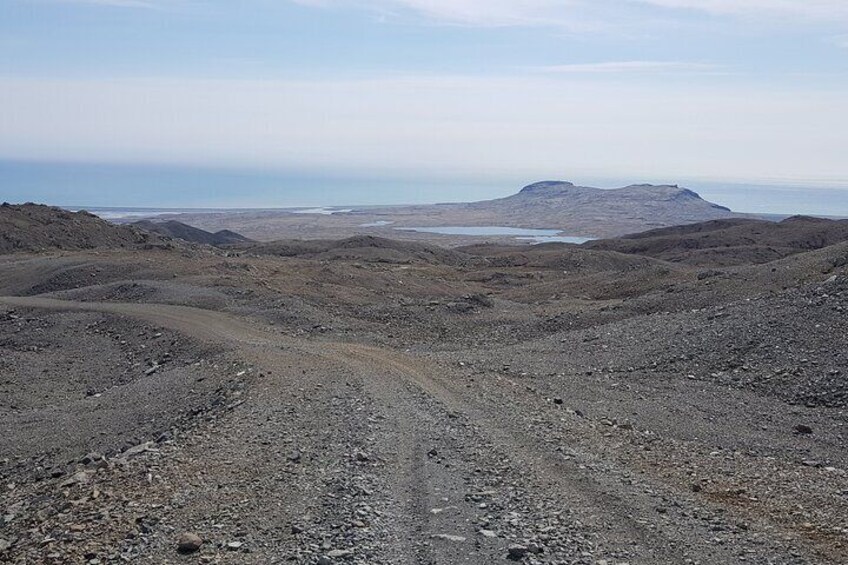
[2,296,836,564]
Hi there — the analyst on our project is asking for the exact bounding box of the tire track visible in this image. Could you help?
[2,295,835,564]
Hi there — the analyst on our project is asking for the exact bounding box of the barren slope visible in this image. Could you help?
[131,220,252,246]
[1,208,847,564]
[0,203,169,253]
[3,292,846,564]
[586,216,848,266]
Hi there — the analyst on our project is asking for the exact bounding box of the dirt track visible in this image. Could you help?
[2,295,846,564]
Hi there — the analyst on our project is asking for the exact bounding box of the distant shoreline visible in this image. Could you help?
[69,206,848,223]
[3,159,848,217]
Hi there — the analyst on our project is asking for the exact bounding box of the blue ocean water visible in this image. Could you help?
[0,160,514,209]
[73,206,355,220]
[2,159,847,217]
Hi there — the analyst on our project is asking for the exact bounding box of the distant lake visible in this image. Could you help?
[360,220,395,227]
[396,226,593,243]
[292,207,353,215]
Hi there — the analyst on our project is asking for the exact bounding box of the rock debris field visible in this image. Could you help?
[0,205,847,564]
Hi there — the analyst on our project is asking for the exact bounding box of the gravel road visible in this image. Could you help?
[2,295,845,564]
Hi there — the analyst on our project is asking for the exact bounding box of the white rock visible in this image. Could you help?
[431,534,466,543]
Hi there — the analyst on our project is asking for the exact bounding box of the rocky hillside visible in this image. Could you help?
[248,235,472,265]
[586,215,848,265]
[342,181,746,239]
[463,181,739,234]
[2,201,848,564]
[118,180,747,241]
[131,220,252,247]
[0,203,168,253]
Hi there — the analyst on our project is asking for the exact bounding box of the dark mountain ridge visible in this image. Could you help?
[0,203,169,253]
[515,181,729,212]
[378,181,745,238]
[0,204,255,253]
[586,215,848,266]
[131,220,252,247]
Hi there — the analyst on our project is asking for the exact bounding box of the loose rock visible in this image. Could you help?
[177,532,203,553]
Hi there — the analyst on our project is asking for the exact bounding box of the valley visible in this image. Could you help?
[0,203,846,563]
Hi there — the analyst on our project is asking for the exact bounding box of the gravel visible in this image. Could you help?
[0,236,846,563]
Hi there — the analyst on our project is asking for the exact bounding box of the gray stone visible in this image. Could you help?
[60,471,92,487]
[122,441,156,458]
[508,544,529,559]
[794,424,813,435]
[432,533,466,542]
[177,532,203,553]
[80,452,102,465]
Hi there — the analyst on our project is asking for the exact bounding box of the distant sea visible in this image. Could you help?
[69,207,230,220]
[2,159,848,218]
[0,160,513,210]
[69,206,353,221]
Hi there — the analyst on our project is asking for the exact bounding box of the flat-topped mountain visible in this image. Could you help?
[115,180,746,242]
[446,181,739,236]
[514,181,722,204]
[314,181,742,240]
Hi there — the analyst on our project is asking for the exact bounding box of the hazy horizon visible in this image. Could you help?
[3,158,848,217]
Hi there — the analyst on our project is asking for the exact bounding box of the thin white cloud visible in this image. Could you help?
[375,0,576,28]
[292,0,848,27]
[533,61,720,73]
[2,75,846,185]
[49,0,168,8]
[44,0,848,25]
[292,0,573,28]
[295,0,609,29]
[40,0,848,23]
[635,1,848,22]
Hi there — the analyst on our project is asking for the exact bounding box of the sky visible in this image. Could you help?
[1,0,848,212]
